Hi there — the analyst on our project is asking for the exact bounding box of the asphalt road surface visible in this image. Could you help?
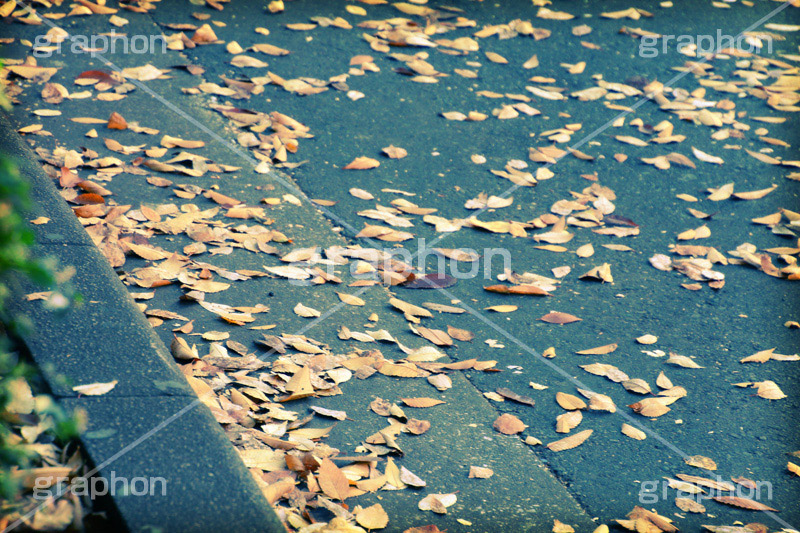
[2,0,799,532]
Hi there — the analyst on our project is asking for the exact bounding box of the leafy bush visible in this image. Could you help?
[0,79,80,517]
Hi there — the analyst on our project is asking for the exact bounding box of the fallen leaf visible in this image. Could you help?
[318,458,350,501]
[621,423,647,440]
[636,334,658,345]
[418,493,457,514]
[576,343,618,355]
[337,292,366,306]
[685,455,717,471]
[72,380,118,396]
[556,410,583,433]
[402,397,445,408]
[485,305,518,313]
[713,496,777,512]
[468,466,494,479]
[547,429,592,451]
[675,498,705,513]
[356,504,389,530]
[493,413,527,435]
[382,145,408,159]
[539,311,581,324]
[556,392,586,410]
[344,157,380,170]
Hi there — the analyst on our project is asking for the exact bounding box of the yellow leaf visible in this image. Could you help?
[72,380,118,396]
[485,305,518,313]
[547,429,592,451]
[355,504,389,530]
[337,292,366,306]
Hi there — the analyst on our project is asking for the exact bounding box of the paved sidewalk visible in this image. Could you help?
[1,111,285,533]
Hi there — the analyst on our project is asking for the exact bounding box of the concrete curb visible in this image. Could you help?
[0,111,285,533]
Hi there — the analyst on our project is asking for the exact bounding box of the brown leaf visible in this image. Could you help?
[356,503,389,530]
[733,184,778,200]
[556,392,586,410]
[414,326,453,346]
[336,292,366,306]
[485,305,517,313]
[674,497,705,513]
[708,182,734,201]
[621,423,647,440]
[344,156,380,170]
[485,51,508,64]
[484,284,551,296]
[636,334,658,345]
[547,429,592,451]
[556,410,582,433]
[468,466,494,479]
[418,493,457,514]
[402,397,445,408]
[628,398,671,417]
[72,380,118,396]
[496,387,536,407]
[579,263,613,283]
[317,458,350,501]
[382,145,408,159]
[107,111,127,130]
[404,273,457,289]
[447,325,475,342]
[493,413,527,435]
[539,311,582,324]
[754,380,786,400]
[576,343,618,355]
[405,418,431,435]
[675,474,734,492]
[713,496,777,512]
[685,455,717,471]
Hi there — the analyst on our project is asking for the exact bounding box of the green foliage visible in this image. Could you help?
[0,128,78,503]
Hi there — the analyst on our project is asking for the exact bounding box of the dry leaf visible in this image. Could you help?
[628,398,671,417]
[556,392,586,410]
[318,458,350,501]
[496,387,536,407]
[402,397,445,408]
[539,311,581,324]
[344,157,380,170]
[556,410,583,433]
[72,380,118,396]
[468,466,494,479]
[547,429,592,451]
[621,423,646,440]
[754,380,786,400]
[685,455,717,471]
[382,145,408,159]
[576,343,618,355]
[337,292,366,306]
[636,334,658,345]
[418,493,457,514]
[713,496,777,512]
[485,305,518,313]
[356,504,389,530]
[493,413,527,435]
[666,353,704,369]
[675,498,705,513]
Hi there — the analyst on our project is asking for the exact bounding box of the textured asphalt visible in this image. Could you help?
[1,1,799,532]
